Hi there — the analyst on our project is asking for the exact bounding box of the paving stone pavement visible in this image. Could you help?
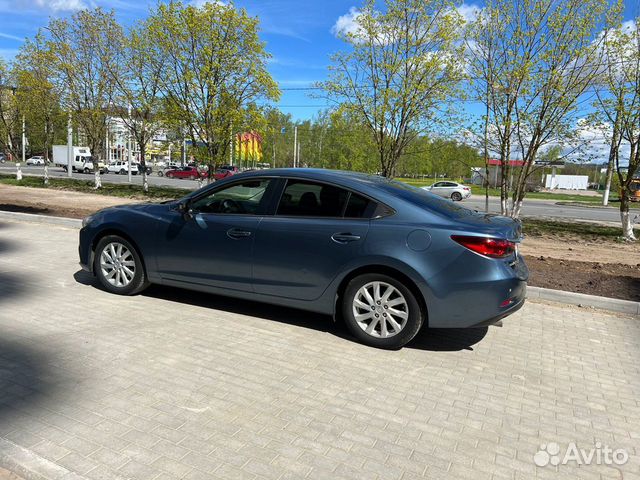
[0,218,639,480]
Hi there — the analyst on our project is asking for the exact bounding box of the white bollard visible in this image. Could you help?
[94,169,102,189]
[43,163,49,185]
[16,163,22,181]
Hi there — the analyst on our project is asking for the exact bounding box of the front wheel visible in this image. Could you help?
[451,192,462,201]
[342,273,423,349]
[94,235,149,295]
[157,171,164,177]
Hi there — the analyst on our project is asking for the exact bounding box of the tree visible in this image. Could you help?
[593,17,640,241]
[147,1,279,177]
[46,8,122,162]
[320,0,464,178]
[101,18,167,191]
[14,33,66,184]
[0,60,21,162]
[468,0,614,217]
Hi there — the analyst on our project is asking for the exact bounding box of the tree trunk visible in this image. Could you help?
[619,190,636,241]
[140,142,149,193]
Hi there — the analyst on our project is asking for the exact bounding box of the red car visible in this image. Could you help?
[212,168,238,181]
[165,166,207,180]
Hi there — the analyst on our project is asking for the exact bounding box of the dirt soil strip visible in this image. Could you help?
[0,183,147,219]
[1,183,639,302]
[525,256,639,302]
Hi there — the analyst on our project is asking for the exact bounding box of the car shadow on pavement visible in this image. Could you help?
[408,327,488,351]
[74,270,489,352]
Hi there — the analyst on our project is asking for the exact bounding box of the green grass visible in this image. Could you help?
[0,173,190,200]
[522,218,639,240]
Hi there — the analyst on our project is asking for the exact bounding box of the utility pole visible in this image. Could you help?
[127,105,132,183]
[21,115,25,164]
[293,125,298,168]
[67,113,73,178]
[229,125,234,167]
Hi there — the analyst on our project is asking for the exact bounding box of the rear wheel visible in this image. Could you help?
[451,191,462,201]
[83,167,90,174]
[342,273,423,349]
[189,175,196,180]
[94,235,149,295]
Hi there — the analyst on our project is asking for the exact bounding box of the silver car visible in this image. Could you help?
[422,181,471,201]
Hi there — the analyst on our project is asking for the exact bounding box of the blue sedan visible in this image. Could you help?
[78,169,528,349]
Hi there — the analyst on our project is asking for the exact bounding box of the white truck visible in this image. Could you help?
[52,145,95,173]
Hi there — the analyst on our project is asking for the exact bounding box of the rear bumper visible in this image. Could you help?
[468,293,526,327]
[425,255,528,329]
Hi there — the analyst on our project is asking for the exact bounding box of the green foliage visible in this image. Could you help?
[146,1,279,168]
[46,8,123,159]
[320,0,465,177]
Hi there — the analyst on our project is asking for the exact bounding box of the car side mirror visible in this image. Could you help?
[176,201,194,220]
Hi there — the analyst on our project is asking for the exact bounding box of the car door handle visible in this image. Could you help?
[227,228,252,240]
[331,233,361,244]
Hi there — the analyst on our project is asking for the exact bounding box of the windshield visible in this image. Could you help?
[378,179,474,218]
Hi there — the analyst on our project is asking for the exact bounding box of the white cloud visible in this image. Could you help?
[455,3,482,23]
[12,0,87,11]
[34,0,86,11]
[331,7,362,38]
[190,0,226,8]
[0,32,25,42]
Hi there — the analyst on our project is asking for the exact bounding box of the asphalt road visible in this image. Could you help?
[0,164,635,225]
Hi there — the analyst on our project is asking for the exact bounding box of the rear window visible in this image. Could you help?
[379,179,474,217]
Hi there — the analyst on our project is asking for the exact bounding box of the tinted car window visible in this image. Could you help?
[190,179,271,215]
[344,193,371,218]
[277,180,350,217]
[379,179,473,218]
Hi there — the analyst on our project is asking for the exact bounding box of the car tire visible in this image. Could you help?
[157,171,164,177]
[94,235,149,296]
[84,167,90,174]
[119,169,126,175]
[342,273,423,349]
[189,175,196,180]
[451,192,462,201]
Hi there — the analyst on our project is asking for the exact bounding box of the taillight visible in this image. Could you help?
[451,235,515,258]
[463,187,470,191]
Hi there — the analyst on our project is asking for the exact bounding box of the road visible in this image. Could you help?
[0,216,638,480]
[1,164,635,225]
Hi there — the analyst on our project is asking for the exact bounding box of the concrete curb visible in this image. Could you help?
[527,286,640,316]
[0,210,82,228]
[0,438,77,480]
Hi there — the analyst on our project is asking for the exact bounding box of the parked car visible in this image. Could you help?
[26,156,46,165]
[219,165,241,173]
[213,168,236,181]
[157,165,179,177]
[107,161,139,175]
[0,153,5,163]
[79,169,528,349]
[165,166,207,180]
[422,181,471,201]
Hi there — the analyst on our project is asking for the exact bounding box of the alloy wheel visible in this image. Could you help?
[352,281,409,338]
[100,242,136,288]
